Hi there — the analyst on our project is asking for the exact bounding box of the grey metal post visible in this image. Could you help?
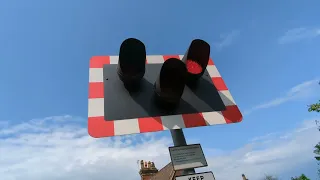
[170,129,196,175]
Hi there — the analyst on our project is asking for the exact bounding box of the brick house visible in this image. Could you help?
[139,160,247,180]
[138,160,183,180]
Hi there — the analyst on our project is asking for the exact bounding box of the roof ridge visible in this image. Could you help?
[156,162,172,172]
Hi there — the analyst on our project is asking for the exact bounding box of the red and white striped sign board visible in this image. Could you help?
[88,55,242,138]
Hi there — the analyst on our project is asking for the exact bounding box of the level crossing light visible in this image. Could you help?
[154,58,187,109]
[117,38,146,91]
[182,39,210,85]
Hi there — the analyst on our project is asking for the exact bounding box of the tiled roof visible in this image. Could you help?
[151,163,183,180]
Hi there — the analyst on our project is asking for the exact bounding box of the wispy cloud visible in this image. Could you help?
[0,116,319,180]
[203,118,319,179]
[0,116,172,180]
[214,30,240,50]
[244,78,320,115]
[249,132,279,142]
[278,27,320,44]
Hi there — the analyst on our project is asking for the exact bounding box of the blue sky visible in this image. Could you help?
[1,0,320,179]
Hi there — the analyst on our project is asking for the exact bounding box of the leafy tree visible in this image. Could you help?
[314,120,320,162]
[291,174,310,180]
[308,92,320,178]
[315,142,320,161]
[315,128,320,178]
[263,175,278,180]
[308,81,320,112]
[308,100,320,112]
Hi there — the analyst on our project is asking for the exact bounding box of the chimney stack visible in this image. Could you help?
[242,174,248,180]
[139,160,158,180]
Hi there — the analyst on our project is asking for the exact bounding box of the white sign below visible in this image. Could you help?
[175,171,215,180]
[169,144,207,170]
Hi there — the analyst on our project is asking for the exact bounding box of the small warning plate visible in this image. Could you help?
[175,171,215,180]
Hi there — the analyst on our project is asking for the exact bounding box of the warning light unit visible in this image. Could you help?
[88,38,242,138]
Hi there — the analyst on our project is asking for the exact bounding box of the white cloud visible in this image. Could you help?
[249,132,279,142]
[0,116,172,180]
[278,27,320,44]
[244,78,320,115]
[214,30,240,50]
[0,116,319,180]
[203,118,320,179]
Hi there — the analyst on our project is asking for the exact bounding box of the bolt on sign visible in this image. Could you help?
[88,38,242,138]
[169,144,207,171]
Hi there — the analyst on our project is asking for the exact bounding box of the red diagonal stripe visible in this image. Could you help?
[89,82,104,98]
[138,117,164,133]
[211,77,228,91]
[222,105,243,123]
[163,55,180,61]
[88,117,115,138]
[208,58,214,65]
[90,56,110,68]
[182,113,207,128]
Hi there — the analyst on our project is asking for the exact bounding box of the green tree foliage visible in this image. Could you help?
[263,175,278,180]
[308,100,320,112]
[315,142,320,161]
[308,95,320,178]
[291,174,310,180]
[315,120,320,162]
[315,132,320,178]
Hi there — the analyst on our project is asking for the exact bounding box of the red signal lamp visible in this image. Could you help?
[182,39,210,85]
[186,60,203,74]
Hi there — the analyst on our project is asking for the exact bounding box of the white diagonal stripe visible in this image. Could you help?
[219,90,236,106]
[206,65,221,77]
[89,68,103,82]
[114,118,140,135]
[147,55,164,63]
[88,98,104,117]
[110,56,119,64]
[202,111,226,125]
